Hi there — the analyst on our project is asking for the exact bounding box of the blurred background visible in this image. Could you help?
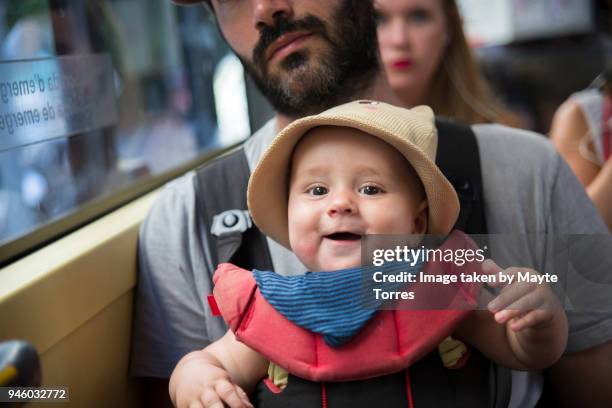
[0,0,610,264]
[460,0,611,132]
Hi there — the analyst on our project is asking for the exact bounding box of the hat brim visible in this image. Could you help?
[248,116,460,249]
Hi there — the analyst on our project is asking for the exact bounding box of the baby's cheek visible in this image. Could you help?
[377,216,416,235]
[291,238,319,269]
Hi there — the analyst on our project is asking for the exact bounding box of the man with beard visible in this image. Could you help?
[130,0,612,407]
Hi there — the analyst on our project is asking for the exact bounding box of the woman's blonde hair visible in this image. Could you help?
[426,0,507,124]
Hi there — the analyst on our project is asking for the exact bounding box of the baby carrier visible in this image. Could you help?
[193,119,512,407]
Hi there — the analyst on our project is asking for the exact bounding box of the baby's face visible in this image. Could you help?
[288,126,428,272]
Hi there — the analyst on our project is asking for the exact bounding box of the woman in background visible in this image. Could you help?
[550,69,612,230]
[375,0,520,126]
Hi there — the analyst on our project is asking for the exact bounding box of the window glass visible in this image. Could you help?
[0,0,249,256]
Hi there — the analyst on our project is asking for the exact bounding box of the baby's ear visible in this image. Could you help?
[413,200,429,235]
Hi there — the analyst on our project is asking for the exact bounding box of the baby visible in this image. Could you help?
[169,101,568,408]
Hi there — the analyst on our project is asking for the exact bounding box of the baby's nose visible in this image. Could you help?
[327,192,358,216]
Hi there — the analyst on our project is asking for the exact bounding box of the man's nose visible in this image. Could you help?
[253,0,294,30]
[327,192,358,216]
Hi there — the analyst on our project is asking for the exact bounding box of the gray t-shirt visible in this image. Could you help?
[130,119,612,406]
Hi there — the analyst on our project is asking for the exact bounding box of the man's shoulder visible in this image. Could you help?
[141,118,278,235]
[244,118,277,168]
[472,123,559,172]
[472,123,555,152]
[470,124,561,230]
[144,148,245,228]
[149,171,198,214]
[140,171,200,245]
[468,123,602,234]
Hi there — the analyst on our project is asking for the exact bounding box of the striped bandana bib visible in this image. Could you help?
[252,262,423,347]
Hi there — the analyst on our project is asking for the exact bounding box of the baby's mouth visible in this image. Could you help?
[325,232,362,241]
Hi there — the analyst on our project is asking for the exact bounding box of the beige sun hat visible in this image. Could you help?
[247,100,460,249]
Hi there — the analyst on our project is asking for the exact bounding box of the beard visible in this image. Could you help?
[237,0,379,118]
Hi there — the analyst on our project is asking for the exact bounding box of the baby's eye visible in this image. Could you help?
[359,185,383,195]
[307,186,328,196]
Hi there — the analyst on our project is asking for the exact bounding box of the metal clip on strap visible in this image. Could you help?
[211,209,253,263]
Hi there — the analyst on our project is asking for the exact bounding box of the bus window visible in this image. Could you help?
[0,0,251,264]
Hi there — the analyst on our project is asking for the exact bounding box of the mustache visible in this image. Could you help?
[253,15,329,69]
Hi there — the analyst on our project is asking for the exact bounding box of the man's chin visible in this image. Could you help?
[279,73,317,96]
[267,57,321,85]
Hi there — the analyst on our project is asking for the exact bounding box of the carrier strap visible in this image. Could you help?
[436,119,512,408]
[193,148,273,271]
[435,118,487,233]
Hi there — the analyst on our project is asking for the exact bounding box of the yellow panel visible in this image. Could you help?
[0,191,157,354]
[28,293,140,408]
[0,188,163,407]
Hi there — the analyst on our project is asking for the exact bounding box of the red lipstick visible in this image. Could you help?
[391,59,413,70]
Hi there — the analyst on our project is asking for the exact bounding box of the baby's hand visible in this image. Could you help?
[483,260,563,332]
[457,260,567,370]
[170,350,253,408]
